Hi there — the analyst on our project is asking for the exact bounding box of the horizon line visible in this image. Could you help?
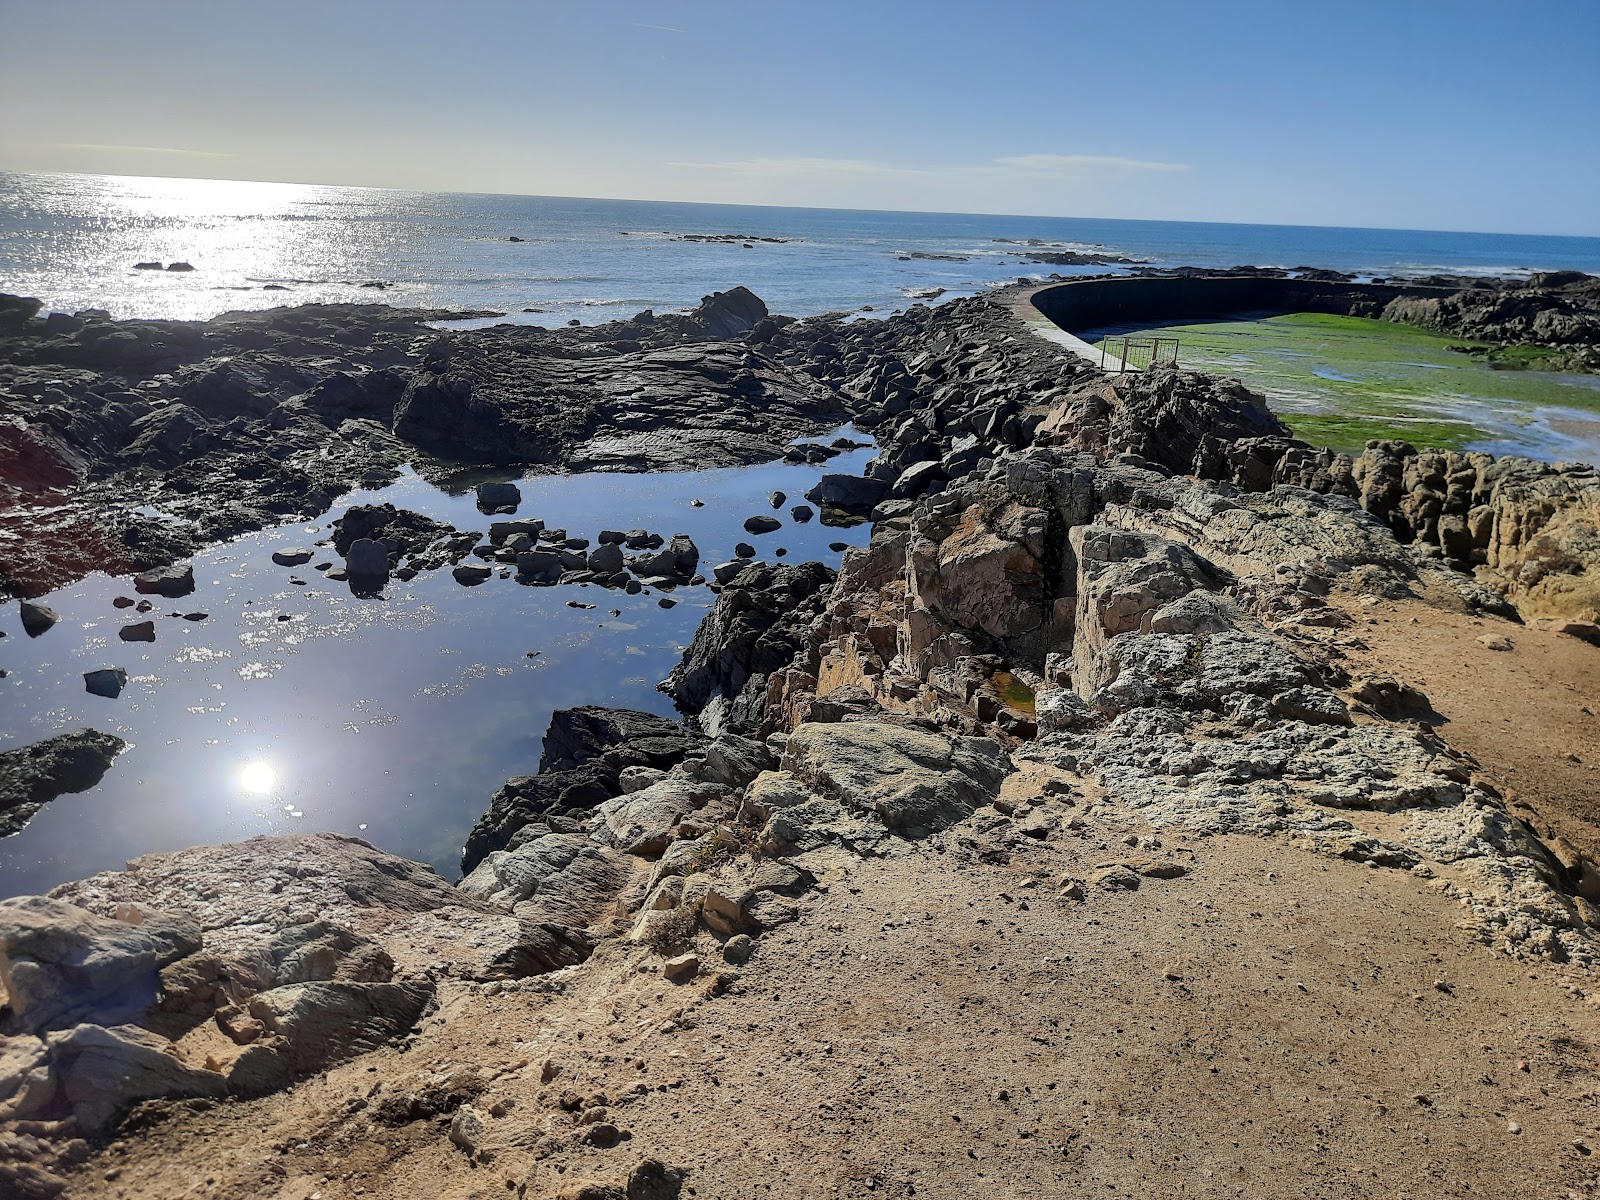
[3,165,1599,243]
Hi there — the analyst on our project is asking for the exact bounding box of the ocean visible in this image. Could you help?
[3,171,1600,327]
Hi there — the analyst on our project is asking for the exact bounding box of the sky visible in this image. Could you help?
[1,0,1597,236]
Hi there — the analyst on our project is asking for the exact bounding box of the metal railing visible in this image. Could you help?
[1098,335,1180,372]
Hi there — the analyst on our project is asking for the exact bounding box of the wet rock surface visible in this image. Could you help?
[0,290,844,599]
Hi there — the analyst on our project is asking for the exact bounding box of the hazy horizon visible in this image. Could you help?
[2,0,1597,238]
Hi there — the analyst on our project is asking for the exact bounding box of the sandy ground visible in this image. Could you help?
[1333,600,1600,861]
[66,810,1600,1199]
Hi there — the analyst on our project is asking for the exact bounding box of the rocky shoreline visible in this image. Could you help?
[3,272,1600,1196]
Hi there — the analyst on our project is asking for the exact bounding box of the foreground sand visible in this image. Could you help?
[68,814,1598,1199]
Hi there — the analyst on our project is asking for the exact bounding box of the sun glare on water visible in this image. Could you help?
[239,760,279,794]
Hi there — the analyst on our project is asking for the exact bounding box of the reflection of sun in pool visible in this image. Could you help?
[239,760,278,794]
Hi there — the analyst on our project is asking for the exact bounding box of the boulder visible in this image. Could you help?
[457,833,628,923]
[43,1022,227,1132]
[595,779,723,858]
[804,474,889,515]
[475,481,522,511]
[132,564,195,598]
[0,895,201,1035]
[589,542,626,574]
[18,602,58,639]
[243,979,435,1077]
[83,668,127,699]
[271,548,314,567]
[743,515,781,535]
[345,538,390,579]
[783,721,1010,835]
[118,620,155,642]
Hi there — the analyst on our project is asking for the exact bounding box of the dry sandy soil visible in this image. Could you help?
[64,798,1600,1199]
[1331,600,1600,862]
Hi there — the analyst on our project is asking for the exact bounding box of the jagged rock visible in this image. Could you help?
[663,562,835,735]
[0,730,126,836]
[463,709,700,873]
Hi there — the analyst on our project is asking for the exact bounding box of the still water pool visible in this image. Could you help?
[0,438,873,895]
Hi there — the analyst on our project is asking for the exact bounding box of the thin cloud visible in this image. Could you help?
[672,157,920,178]
[994,153,1188,174]
[630,22,686,33]
[674,153,1190,180]
[55,143,236,158]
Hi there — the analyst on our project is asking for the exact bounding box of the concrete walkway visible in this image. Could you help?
[998,283,1106,368]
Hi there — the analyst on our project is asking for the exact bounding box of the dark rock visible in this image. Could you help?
[345,539,390,579]
[19,601,59,638]
[133,564,195,598]
[804,474,889,515]
[790,505,814,523]
[0,730,126,837]
[743,516,781,535]
[118,620,156,642]
[165,262,195,272]
[475,481,522,512]
[663,561,836,735]
[83,668,128,699]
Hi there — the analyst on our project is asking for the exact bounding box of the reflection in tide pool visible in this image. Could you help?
[238,760,278,795]
[0,437,875,895]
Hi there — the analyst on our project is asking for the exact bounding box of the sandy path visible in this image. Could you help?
[69,822,1599,1199]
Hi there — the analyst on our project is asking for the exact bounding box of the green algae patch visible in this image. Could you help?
[992,671,1037,714]
[1099,314,1600,459]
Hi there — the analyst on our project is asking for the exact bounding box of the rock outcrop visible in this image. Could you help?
[0,730,126,836]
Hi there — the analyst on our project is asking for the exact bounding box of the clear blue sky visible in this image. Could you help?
[1,0,1596,235]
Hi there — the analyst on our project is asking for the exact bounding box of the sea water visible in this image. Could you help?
[4,171,1600,326]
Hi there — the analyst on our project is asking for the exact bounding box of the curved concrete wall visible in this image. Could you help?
[1027,274,1456,335]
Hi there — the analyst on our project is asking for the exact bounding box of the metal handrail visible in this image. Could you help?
[1099,335,1180,373]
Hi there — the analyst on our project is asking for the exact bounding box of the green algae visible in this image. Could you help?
[992,670,1036,714]
[1098,314,1600,458]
